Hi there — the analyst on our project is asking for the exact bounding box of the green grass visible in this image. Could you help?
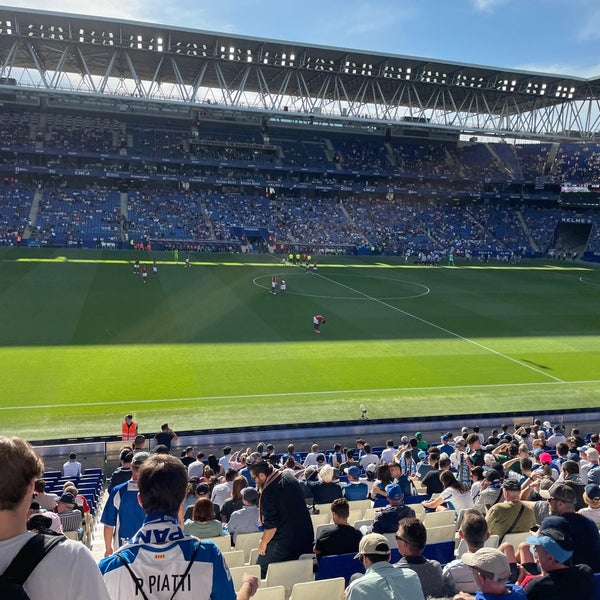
[1,248,599,440]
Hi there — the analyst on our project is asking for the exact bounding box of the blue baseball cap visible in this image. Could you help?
[526,528,573,564]
[345,465,361,478]
[385,483,404,501]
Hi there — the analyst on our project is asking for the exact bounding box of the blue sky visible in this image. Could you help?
[9,0,600,78]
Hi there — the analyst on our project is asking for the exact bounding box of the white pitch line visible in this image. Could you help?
[1,380,599,411]
[316,272,565,383]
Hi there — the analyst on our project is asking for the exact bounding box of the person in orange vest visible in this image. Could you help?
[121,414,138,442]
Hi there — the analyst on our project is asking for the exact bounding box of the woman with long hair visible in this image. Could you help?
[423,470,473,512]
[220,475,248,523]
[371,464,393,507]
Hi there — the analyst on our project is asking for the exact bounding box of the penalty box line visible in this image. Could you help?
[315,271,564,384]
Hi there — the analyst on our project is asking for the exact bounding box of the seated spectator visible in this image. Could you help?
[187,452,206,479]
[345,533,424,600]
[469,466,485,503]
[28,501,63,534]
[314,498,363,561]
[63,452,83,478]
[184,497,226,539]
[26,512,61,536]
[443,509,490,595]
[420,455,450,496]
[33,478,58,511]
[359,444,380,471]
[524,526,595,600]
[422,470,474,513]
[394,517,447,598]
[339,448,360,473]
[184,482,221,522]
[473,469,503,514]
[342,465,369,501]
[227,487,261,544]
[555,459,585,510]
[303,443,321,468]
[538,482,600,572]
[304,464,343,505]
[221,475,248,523]
[415,450,432,480]
[63,484,90,514]
[369,484,415,534]
[458,548,527,599]
[485,480,535,540]
[578,483,600,525]
[211,469,238,508]
[371,464,394,507]
[180,446,196,468]
[56,492,84,539]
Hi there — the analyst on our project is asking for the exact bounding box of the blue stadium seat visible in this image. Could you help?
[316,553,364,584]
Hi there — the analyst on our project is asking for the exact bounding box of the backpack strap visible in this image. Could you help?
[2,534,64,584]
[116,540,201,600]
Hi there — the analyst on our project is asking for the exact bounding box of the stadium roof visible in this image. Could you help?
[0,6,599,140]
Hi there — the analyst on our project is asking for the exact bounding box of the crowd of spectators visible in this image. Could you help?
[3,417,600,598]
[0,109,599,258]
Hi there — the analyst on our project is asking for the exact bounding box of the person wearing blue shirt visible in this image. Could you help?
[101,451,149,557]
[99,454,258,600]
[342,466,369,501]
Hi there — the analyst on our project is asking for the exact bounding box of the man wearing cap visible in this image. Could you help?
[99,454,259,600]
[227,487,261,544]
[473,469,503,515]
[101,451,149,557]
[370,483,415,535]
[455,548,526,599]
[415,432,428,451]
[537,482,600,572]
[584,447,600,484]
[342,465,369,501]
[345,533,425,599]
[56,492,84,538]
[524,527,595,600]
[314,498,362,561]
[184,482,221,521]
[485,480,535,540]
[578,482,600,525]
[439,434,455,455]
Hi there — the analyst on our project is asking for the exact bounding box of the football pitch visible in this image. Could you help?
[1,248,599,441]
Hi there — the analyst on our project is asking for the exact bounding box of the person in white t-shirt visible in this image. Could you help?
[0,436,110,600]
